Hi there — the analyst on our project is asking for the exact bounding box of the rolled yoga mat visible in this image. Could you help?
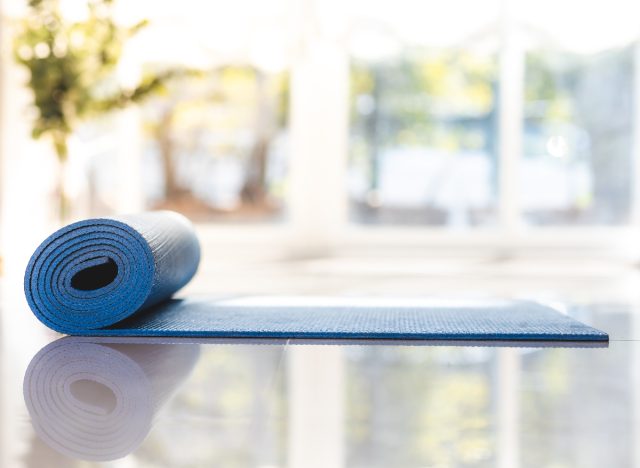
[24,211,200,334]
[23,337,200,461]
[24,211,608,341]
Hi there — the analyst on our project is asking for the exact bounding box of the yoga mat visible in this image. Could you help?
[102,296,608,341]
[24,211,200,334]
[24,211,608,341]
[23,338,200,461]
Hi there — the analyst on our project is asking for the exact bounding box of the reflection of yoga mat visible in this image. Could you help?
[24,211,607,341]
[23,338,200,461]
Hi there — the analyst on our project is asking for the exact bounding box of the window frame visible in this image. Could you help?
[280,0,640,256]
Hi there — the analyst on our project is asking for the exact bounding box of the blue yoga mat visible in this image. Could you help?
[24,211,608,341]
[24,211,200,333]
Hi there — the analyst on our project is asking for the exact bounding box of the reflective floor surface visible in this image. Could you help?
[4,306,635,468]
[1,253,639,467]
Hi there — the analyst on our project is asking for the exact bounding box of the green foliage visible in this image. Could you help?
[143,65,287,156]
[13,0,171,160]
[524,51,576,124]
[350,49,496,153]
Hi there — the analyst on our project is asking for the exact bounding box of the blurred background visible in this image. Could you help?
[2,0,640,262]
[2,0,640,317]
[1,2,640,467]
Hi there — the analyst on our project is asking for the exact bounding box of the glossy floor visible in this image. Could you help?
[2,253,639,468]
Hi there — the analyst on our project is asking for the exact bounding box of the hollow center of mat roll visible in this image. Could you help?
[71,258,118,291]
[70,379,117,415]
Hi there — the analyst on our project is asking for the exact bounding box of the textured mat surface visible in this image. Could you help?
[23,212,607,341]
[24,211,200,334]
[103,297,608,341]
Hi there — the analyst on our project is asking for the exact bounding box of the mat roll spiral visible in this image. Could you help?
[24,211,200,334]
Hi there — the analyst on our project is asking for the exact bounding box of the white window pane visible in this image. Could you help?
[521,46,633,225]
[347,0,501,227]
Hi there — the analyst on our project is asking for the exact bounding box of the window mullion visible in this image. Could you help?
[498,0,525,234]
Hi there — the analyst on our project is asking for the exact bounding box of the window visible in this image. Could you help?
[522,48,633,226]
[347,0,501,228]
[349,49,498,227]
[8,0,640,245]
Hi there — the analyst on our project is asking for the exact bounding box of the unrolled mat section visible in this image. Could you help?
[97,296,610,341]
